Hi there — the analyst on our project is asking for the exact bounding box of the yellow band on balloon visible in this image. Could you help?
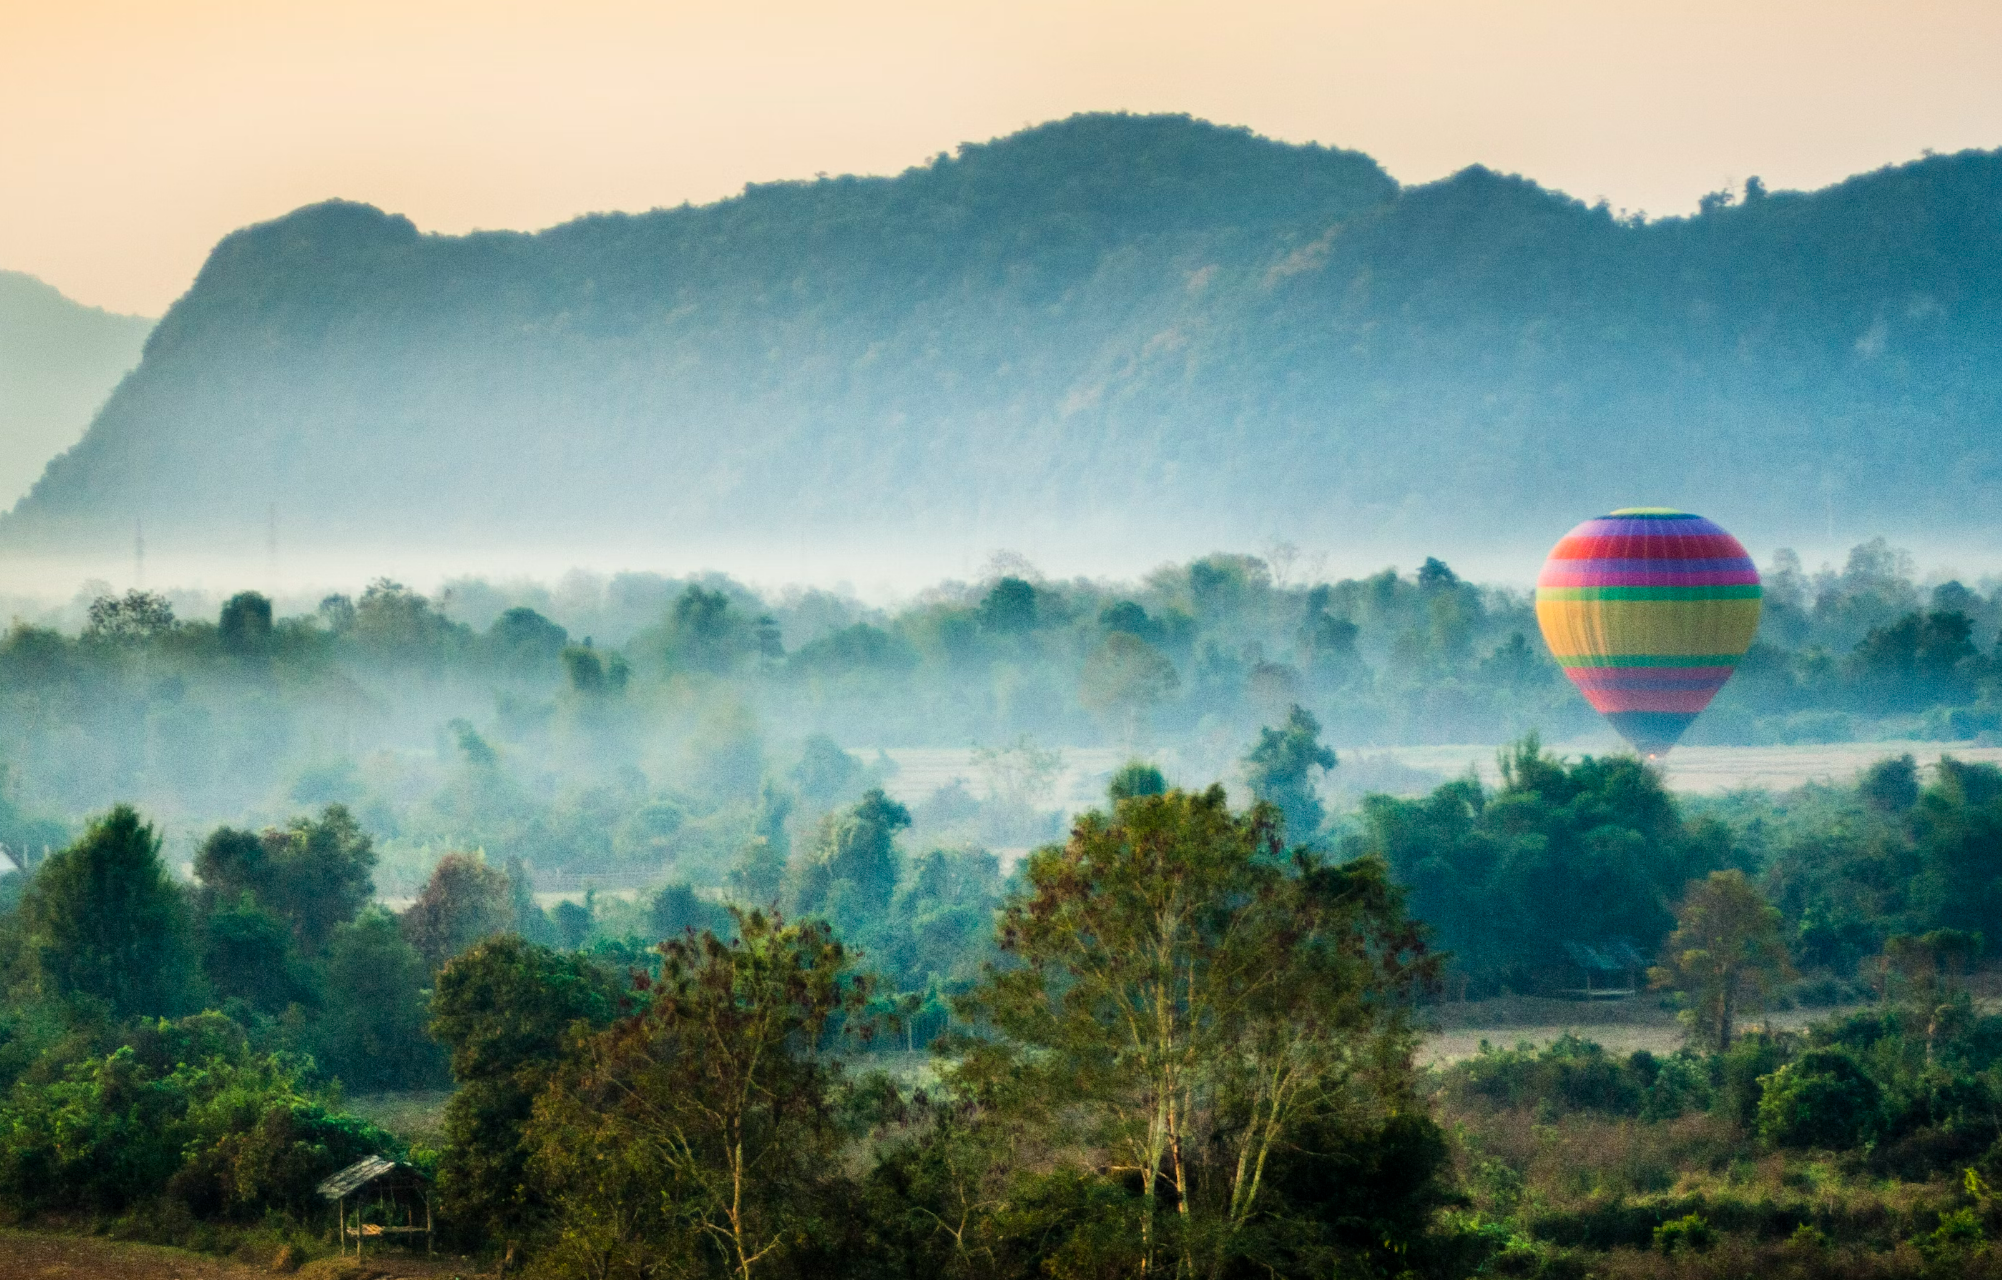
[1535,598,1761,660]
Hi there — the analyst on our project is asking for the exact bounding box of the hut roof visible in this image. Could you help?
[317,1156,426,1200]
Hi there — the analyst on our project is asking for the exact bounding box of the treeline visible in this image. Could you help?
[5,538,2001,888]
[1351,736,2002,999]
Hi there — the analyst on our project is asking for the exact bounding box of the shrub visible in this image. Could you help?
[1652,1212,1714,1254]
[1448,1035,1648,1117]
[1756,1048,1882,1149]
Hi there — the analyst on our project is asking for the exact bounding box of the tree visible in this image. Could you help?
[217,591,274,657]
[957,787,1435,1276]
[200,896,314,1015]
[561,643,628,697]
[791,734,861,808]
[402,852,516,972]
[506,855,555,945]
[731,837,788,909]
[649,881,731,941]
[1108,761,1168,803]
[529,910,871,1280]
[193,805,377,953]
[487,606,569,672]
[1349,735,1724,995]
[431,936,620,1251]
[669,585,745,674]
[82,590,176,643]
[977,577,1038,635]
[1650,870,1795,1052]
[1859,753,1921,814]
[1242,705,1336,842]
[20,806,198,1017]
[1079,632,1179,745]
[315,908,444,1092]
[794,789,910,922]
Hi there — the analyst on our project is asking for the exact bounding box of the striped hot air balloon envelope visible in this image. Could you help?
[1535,509,1762,756]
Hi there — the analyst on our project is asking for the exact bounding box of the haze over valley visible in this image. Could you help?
[11,17,2002,1278]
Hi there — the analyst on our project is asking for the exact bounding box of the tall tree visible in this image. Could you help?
[21,806,197,1017]
[1242,705,1336,842]
[1650,870,1795,1052]
[530,910,871,1280]
[431,936,620,1253]
[217,590,274,657]
[315,907,444,1092]
[793,789,910,922]
[957,787,1434,1276]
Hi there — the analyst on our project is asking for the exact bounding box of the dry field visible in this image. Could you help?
[0,1231,469,1280]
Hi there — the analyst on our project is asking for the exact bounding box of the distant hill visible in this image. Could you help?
[4,113,2000,572]
[0,273,152,510]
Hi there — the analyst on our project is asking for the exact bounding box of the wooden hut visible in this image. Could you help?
[316,1156,433,1258]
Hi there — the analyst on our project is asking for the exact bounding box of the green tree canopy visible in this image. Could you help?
[193,804,376,953]
[1650,870,1795,1052]
[957,786,1435,1276]
[401,851,515,972]
[1243,704,1336,841]
[20,805,197,1018]
[1347,734,1728,994]
[528,910,870,1280]
[430,935,621,1251]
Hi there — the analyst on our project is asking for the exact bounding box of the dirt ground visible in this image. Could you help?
[0,1231,473,1280]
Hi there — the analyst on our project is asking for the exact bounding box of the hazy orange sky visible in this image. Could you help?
[6,0,2000,316]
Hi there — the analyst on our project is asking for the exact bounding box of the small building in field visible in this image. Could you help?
[316,1156,432,1257]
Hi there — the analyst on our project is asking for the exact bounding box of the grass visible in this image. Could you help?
[343,1090,453,1147]
[1435,1068,2002,1276]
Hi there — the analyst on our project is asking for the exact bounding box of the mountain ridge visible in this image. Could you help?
[6,113,1999,573]
[0,272,153,512]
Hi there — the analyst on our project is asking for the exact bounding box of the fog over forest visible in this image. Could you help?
[3,535,1996,895]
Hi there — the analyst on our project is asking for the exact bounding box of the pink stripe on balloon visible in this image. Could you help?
[1579,688,1723,713]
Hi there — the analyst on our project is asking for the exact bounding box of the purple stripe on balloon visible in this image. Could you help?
[1550,558,1755,574]
[1540,569,1762,588]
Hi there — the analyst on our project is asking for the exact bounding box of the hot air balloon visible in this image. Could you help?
[1535,509,1761,755]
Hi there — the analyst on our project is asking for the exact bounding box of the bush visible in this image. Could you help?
[1756,1048,1882,1149]
[1652,1212,1714,1254]
[0,1017,396,1217]
[1448,1035,1648,1117]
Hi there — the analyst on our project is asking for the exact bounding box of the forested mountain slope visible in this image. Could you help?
[0,272,152,510]
[6,113,1999,565]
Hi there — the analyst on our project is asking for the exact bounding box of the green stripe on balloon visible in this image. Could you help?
[1536,585,1764,601]
[1550,654,1745,668]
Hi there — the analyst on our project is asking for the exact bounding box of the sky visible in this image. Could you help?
[5,0,2001,317]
